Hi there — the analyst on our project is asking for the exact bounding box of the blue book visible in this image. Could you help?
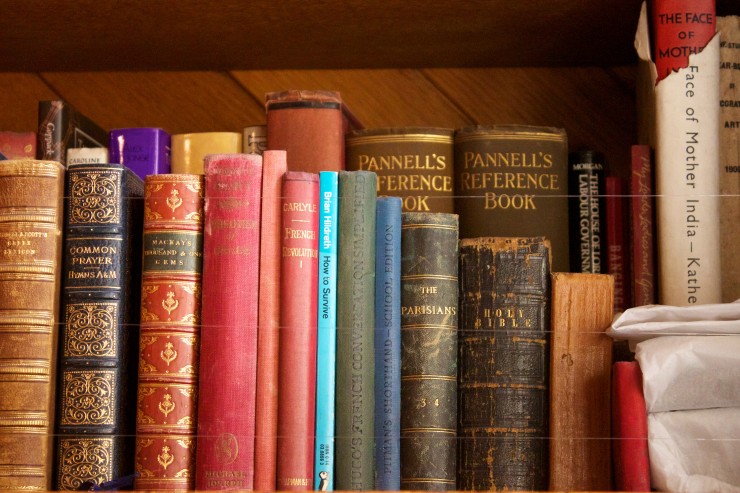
[373,196,402,490]
[314,171,339,491]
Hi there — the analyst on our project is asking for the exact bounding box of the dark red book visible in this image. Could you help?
[606,176,631,313]
[630,145,656,307]
[276,172,320,491]
[265,90,345,174]
[254,150,288,491]
[195,154,262,490]
[612,361,651,492]
[0,131,36,159]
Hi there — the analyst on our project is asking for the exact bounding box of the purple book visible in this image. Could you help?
[109,127,171,179]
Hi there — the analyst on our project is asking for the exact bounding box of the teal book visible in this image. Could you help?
[314,171,339,491]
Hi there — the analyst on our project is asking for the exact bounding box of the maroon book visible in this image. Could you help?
[277,172,320,490]
[195,154,262,490]
[0,131,36,159]
[630,145,656,307]
[612,361,651,492]
[606,176,631,314]
[265,90,345,174]
[254,150,288,491]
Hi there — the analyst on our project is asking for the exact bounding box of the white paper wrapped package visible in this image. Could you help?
[648,408,740,493]
[635,335,740,412]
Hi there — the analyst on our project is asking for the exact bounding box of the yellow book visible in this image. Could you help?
[171,132,242,174]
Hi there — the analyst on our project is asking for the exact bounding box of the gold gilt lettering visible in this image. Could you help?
[283,202,317,213]
[284,228,316,240]
[69,246,118,255]
[377,174,452,192]
[71,256,113,265]
[401,305,457,316]
[463,151,554,169]
[282,247,318,258]
[357,153,447,171]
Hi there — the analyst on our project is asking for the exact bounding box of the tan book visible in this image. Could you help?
[549,272,614,491]
[170,132,242,174]
[0,159,65,490]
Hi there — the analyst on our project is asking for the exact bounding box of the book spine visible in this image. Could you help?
[605,176,631,313]
[66,147,109,165]
[243,125,268,155]
[254,150,288,491]
[0,160,65,491]
[651,0,721,305]
[195,154,262,490]
[266,90,345,174]
[335,171,377,490]
[612,361,650,492]
[345,128,455,213]
[314,171,338,491]
[400,212,458,491]
[37,101,107,166]
[277,172,320,491]
[134,174,204,491]
[454,126,570,272]
[630,144,656,306]
[170,132,242,175]
[0,131,36,159]
[568,150,606,273]
[109,128,172,180]
[548,273,614,491]
[458,237,551,491]
[373,196,402,491]
[56,163,144,490]
[718,15,740,302]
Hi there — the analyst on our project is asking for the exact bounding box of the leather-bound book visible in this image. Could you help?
[458,237,551,491]
[345,127,455,213]
[170,132,242,175]
[36,100,107,166]
[335,171,376,490]
[0,159,64,491]
[55,162,144,490]
[109,127,171,180]
[277,172,320,491]
[454,125,569,272]
[266,90,344,174]
[549,272,614,491]
[400,212,458,491]
[0,131,36,159]
[254,150,288,491]
[195,154,262,490]
[135,174,204,490]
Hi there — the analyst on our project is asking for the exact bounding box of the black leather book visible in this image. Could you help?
[457,237,551,491]
[37,100,107,166]
[54,163,144,490]
[400,212,458,491]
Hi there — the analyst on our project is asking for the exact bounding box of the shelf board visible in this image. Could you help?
[2,0,643,71]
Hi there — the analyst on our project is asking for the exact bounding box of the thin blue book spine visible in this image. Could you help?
[314,171,339,491]
[373,196,402,490]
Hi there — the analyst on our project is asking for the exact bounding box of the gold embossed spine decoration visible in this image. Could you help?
[0,159,65,491]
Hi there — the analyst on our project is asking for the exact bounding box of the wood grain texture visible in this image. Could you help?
[549,272,614,491]
[1,1,643,71]
[0,73,57,131]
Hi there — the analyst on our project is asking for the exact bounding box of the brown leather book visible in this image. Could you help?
[135,174,204,490]
[0,159,65,490]
[549,272,614,491]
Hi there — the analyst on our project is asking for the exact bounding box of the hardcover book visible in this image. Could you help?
[374,196,402,491]
[277,172,320,491]
[135,174,204,491]
[630,144,656,307]
[568,150,606,274]
[605,176,631,313]
[266,90,344,174]
[335,171,377,490]
[549,273,614,491]
[109,127,171,180]
[0,131,36,159]
[400,212,459,491]
[458,237,551,491]
[454,125,569,272]
[170,132,242,175]
[195,154,262,490]
[66,147,109,165]
[314,171,338,491]
[345,127,455,213]
[0,159,65,491]
[55,162,145,490]
[243,125,267,155]
[36,100,107,166]
[254,150,288,491]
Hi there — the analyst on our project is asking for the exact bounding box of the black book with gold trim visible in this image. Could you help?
[54,163,144,490]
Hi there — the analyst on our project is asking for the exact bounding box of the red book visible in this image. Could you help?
[195,154,262,490]
[265,90,345,174]
[0,131,36,159]
[277,172,320,491]
[630,145,656,307]
[606,176,631,313]
[254,150,288,491]
[612,361,651,492]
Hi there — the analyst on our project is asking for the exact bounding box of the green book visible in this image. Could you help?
[335,171,377,490]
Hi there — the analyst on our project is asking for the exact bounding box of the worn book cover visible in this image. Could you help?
[37,100,107,166]
[170,132,242,175]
